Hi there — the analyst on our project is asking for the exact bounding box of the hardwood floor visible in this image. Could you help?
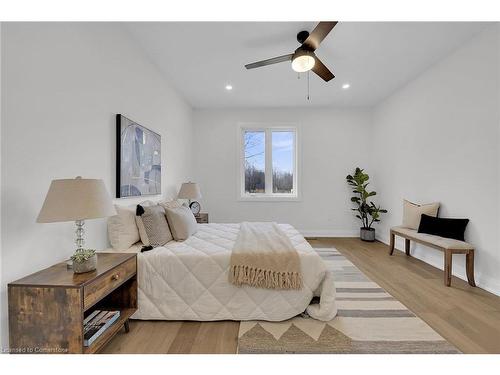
[101,320,240,354]
[102,238,500,354]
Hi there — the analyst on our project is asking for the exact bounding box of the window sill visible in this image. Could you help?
[238,195,302,202]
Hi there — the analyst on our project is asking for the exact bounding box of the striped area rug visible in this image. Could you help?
[237,247,460,354]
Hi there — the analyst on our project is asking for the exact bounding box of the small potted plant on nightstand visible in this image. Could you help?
[71,249,97,274]
[346,167,387,242]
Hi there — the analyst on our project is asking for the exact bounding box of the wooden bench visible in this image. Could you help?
[389,226,476,287]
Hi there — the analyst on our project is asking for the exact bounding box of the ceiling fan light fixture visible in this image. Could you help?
[244,22,337,82]
[291,50,315,73]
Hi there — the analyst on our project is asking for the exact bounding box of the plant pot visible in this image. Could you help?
[73,254,97,274]
[360,227,375,242]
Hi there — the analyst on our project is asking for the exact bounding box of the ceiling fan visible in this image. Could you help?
[244,21,338,82]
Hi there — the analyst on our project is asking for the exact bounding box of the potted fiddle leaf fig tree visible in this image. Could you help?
[346,167,387,241]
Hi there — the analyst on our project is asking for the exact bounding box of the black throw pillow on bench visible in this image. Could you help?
[417,214,469,241]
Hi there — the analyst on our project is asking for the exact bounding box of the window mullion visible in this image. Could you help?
[265,129,272,195]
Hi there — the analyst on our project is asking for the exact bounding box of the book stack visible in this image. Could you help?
[83,310,121,347]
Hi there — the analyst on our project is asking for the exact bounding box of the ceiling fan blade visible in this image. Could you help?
[245,54,293,69]
[303,21,338,51]
[312,57,335,82]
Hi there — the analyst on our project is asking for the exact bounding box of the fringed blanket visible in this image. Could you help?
[229,222,303,290]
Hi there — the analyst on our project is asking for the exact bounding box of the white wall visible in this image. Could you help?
[371,25,500,294]
[0,23,194,348]
[193,108,372,236]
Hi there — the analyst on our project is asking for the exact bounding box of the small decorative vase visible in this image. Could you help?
[360,227,376,242]
[73,254,97,274]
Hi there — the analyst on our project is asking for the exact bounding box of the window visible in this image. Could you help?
[239,124,298,200]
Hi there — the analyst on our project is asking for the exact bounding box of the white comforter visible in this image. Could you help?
[123,223,337,322]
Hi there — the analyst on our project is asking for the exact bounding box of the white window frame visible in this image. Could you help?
[237,123,300,202]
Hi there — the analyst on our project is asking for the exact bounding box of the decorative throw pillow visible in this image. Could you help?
[402,199,440,230]
[135,204,173,247]
[418,214,469,241]
[133,200,155,245]
[108,204,140,250]
[164,206,198,241]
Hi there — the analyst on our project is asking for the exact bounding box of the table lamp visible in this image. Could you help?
[178,182,202,215]
[37,177,116,271]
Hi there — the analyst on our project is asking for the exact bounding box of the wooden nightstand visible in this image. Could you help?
[195,213,209,224]
[8,252,137,354]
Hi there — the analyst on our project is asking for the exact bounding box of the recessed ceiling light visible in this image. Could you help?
[225,84,233,91]
[342,83,350,89]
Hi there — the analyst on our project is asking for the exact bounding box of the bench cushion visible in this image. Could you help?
[391,226,473,250]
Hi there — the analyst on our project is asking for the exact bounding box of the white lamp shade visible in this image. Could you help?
[37,177,117,223]
[178,182,201,200]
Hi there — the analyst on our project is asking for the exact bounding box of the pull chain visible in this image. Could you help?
[307,70,310,100]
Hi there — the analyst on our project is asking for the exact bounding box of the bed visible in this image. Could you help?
[109,223,337,322]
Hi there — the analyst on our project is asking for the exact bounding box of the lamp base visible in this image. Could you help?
[75,220,85,252]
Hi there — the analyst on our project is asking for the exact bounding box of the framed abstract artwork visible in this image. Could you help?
[116,114,161,198]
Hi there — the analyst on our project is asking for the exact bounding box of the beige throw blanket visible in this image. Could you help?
[229,222,303,290]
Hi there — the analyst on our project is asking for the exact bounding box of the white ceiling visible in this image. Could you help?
[125,22,490,108]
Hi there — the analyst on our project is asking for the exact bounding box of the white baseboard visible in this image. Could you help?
[376,234,500,297]
[299,229,358,238]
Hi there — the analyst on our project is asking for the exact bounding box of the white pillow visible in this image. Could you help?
[164,206,198,241]
[107,204,140,250]
[159,199,185,210]
[402,199,440,230]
